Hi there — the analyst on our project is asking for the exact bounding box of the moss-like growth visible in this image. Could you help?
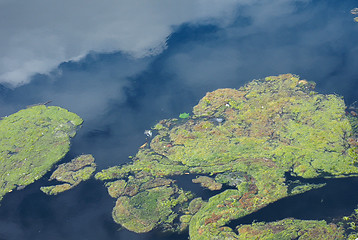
[96,74,358,238]
[0,105,82,201]
[192,176,222,190]
[106,180,127,198]
[188,197,205,215]
[110,174,192,233]
[113,186,181,233]
[179,113,190,119]
[335,207,358,239]
[236,218,345,239]
[40,184,72,195]
[40,154,96,195]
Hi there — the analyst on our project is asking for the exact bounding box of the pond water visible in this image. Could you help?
[0,0,358,239]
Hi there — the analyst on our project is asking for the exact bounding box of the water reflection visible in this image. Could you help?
[0,0,358,239]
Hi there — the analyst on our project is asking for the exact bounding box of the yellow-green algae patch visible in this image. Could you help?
[107,172,192,233]
[0,105,82,201]
[96,74,358,238]
[192,176,222,191]
[235,218,344,240]
[40,154,96,195]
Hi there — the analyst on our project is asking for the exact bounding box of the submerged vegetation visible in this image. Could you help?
[0,105,82,202]
[41,154,96,195]
[96,74,358,239]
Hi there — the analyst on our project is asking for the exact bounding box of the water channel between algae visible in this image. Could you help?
[95,74,358,239]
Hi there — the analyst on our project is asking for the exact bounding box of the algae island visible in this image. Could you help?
[95,74,358,239]
[0,105,83,202]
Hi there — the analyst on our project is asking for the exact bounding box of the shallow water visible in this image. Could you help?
[0,0,358,239]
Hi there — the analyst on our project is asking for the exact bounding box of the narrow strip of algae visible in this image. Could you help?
[0,105,83,201]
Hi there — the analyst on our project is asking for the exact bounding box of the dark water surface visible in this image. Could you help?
[0,0,358,239]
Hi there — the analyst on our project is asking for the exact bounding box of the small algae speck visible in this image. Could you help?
[179,112,190,119]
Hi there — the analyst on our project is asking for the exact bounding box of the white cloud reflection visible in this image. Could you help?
[0,0,245,87]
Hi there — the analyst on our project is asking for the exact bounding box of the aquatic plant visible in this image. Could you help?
[41,154,96,195]
[179,112,190,119]
[106,173,192,232]
[335,207,358,239]
[235,218,345,239]
[0,105,83,201]
[96,74,358,239]
[192,176,222,191]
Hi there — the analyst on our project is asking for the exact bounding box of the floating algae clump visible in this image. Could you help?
[96,74,358,239]
[105,173,192,233]
[0,105,82,201]
[192,176,222,190]
[235,218,345,239]
[41,154,96,195]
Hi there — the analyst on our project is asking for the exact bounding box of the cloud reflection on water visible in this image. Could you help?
[0,0,243,86]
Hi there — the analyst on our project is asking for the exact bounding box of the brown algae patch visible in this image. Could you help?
[96,74,358,239]
[0,105,83,201]
[41,154,96,195]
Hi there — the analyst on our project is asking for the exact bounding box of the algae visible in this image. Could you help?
[108,173,192,233]
[40,154,96,195]
[236,218,345,240]
[335,206,358,239]
[178,197,206,232]
[96,74,358,239]
[0,105,82,202]
[192,176,222,191]
[179,113,190,119]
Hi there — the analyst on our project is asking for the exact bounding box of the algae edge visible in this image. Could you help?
[0,105,83,202]
[95,74,358,239]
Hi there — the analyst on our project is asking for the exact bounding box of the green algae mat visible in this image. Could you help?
[41,154,96,195]
[0,105,82,201]
[96,74,358,239]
